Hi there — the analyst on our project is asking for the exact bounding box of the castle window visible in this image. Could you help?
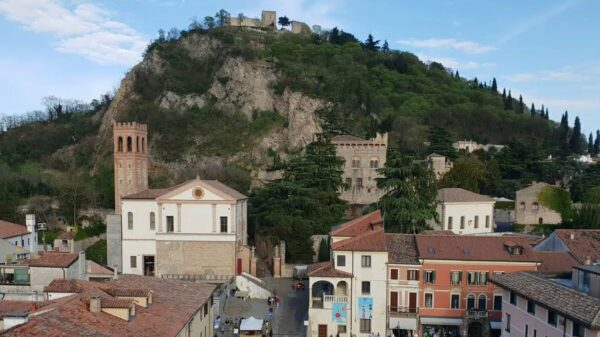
[142,137,145,153]
[118,137,123,152]
[356,178,363,189]
[136,136,140,152]
[532,202,539,210]
[351,157,361,168]
[127,137,133,152]
[128,212,133,230]
[519,202,525,210]
[369,158,379,169]
[345,178,352,190]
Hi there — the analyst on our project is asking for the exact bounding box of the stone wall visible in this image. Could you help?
[515,182,562,225]
[156,240,235,278]
[106,214,122,272]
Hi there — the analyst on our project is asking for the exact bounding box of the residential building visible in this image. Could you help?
[492,269,600,337]
[332,133,388,209]
[515,182,562,225]
[434,188,496,234]
[329,210,383,244]
[453,140,506,153]
[415,235,540,337]
[427,153,453,180]
[121,177,249,279]
[534,229,600,265]
[0,214,38,256]
[386,234,421,337]
[2,275,216,337]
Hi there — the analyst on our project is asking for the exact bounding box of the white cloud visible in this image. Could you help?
[499,0,583,44]
[506,63,600,83]
[398,38,496,54]
[416,53,494,70]
[0,0,147,65]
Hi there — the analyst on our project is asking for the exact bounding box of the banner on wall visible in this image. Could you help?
[358,297,373,319]
[332,302,348,323]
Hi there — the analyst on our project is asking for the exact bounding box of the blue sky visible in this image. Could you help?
[0,0,598,133]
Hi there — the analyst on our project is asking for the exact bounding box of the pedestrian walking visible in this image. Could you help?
[275,295,280,307]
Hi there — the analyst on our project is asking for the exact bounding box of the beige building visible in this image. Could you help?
[453,140,506,153]
[113,122,148,215]
[515,182,562,225]
[434,188,496,235]
[427,153,453,180]
[332,133,388,207]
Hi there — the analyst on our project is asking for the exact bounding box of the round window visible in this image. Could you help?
[192,187,204,199]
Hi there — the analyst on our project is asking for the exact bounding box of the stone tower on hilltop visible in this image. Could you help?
[113,122,148,214]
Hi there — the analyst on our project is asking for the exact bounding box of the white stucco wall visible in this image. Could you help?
[437,202,495,234]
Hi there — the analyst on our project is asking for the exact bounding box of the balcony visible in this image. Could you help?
[465,310,488,319]
[312,295,348,309]
[388,305,418,317]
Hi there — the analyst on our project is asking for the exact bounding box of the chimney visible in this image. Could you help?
[26,214,38,253]
[113,265,119,280]
[570,232,575,240]
[31,303,37,312]
[89,296,101,313]
[585,256,592,265]
[78,251,86,280]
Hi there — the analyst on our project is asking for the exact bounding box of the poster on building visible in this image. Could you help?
[358,297,373,319]
[332,302,348,323]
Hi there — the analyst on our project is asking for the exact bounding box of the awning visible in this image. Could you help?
[240,317,263,331]
[490,321,502,330]
[420,317,462,326]
[389,317,417,330]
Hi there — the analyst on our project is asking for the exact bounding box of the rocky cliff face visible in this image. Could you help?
[96,33,326,186]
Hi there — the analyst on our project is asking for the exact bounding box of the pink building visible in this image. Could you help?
[492,269,600,337]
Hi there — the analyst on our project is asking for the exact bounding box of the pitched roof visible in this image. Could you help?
[0,301,53,318]
[307,262,352,278]
[554,229,600,263]
[3,275,216,337]
[436,188,494,203]
[87,261,114,276]
[45,279,81,293]
[330,210,382,237]
[104,288,151,297]
[492,272,600,328]
[122,179,247,200]
[331,135,367,142]
[535,251,580,274]
[0,220,30,239]
[331,228,387,252]
[415,235,540,262]
[100,297,134,309]
[20,252,79,268]
[385,234,419,265]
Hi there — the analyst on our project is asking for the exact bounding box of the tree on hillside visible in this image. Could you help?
[318,238,329,261]
[167,27,180,41]
[328,27,358,45]
[157,29,166,42]
[518,95,524,114]
[427,126,457,159]
[570,116,583,153]
[189,16,201,30]
[545,107,549,119]
[363,34,380,51]
[588,133,594,154]
[382,40,390,52]
[376,149,438,233]
[454,70,460,79]
[559,111,570,156]
[594,130,600,156]
[249,134,346,262]
[440,155,501,194]
[502,88,506,101]
[203,16,216,29]
[530,103,536,117]
[541,104,545,117]
[491,78,498,92]
[215,9,231,27]
[504,90,513,110]
[278,16,291,27]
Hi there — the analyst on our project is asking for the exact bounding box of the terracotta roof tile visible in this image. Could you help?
[554,229,600,263]
[104,288,151,297]
[385,234,419,265]
[436,188,494,203]
[307,262,352,278]
[3,275,216,337]
[415,235,540,262]
[330,210,382,237]
[331,228,387,251]
[45,279,81,293]
[99,297,134,309]
[21,252,79,268]
[87,261,114,276]
[492,272,600,328]
[0,220,30,239]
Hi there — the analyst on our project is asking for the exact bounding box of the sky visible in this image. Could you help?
[0,0,598,133]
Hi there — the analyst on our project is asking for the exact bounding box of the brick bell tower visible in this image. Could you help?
[113,122,148,214]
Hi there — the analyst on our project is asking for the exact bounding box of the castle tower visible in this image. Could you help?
[113,122,148,214]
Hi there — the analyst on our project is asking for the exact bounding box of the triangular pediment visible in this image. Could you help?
[156,179,243,202]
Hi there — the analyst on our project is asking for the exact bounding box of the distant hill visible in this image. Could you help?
[0,24,565,222]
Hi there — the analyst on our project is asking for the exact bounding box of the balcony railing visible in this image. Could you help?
[388,305,418,316]
[465,309,488,319]
[312,294,348,309]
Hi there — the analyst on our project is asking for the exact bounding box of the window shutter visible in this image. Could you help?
[432,271,436,283]
[459,271,463,283]
[416,270,420,281]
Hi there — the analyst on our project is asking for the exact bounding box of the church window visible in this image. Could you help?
[150,212,155,230]
[369,158,379,168]
[127,137,132,152]
[220,217,228,233]
[351,157,361,168]
[166,216,174,233]
[128,212,133,230]
[118,137,123,152]
[357,178,363,189]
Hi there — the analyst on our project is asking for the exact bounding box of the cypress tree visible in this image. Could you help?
[428,126,458,159]
[594,130,600,156]
[502,88,506,100]
[455,70,460,78]
[530,103,536,117]
[545,108,549,119]
[589,133,595,154]
[570,116,583,153]
[541,104,545,116]
[518,95,524,114]
[491,78,498,92]
[505,90,513,110]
